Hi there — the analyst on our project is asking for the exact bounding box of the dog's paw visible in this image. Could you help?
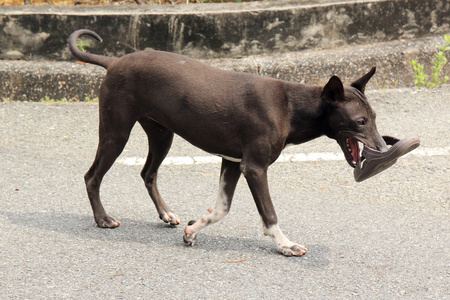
[183,220,197,246]
[183,233,197,246]
[160,211,181,225]
[96,216,120,228]
[279,244,307,257]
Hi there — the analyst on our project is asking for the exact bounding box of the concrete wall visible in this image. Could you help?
[1,0,449,60]
[1,35,447,101]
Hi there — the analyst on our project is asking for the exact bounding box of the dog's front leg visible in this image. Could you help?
[183,159,241,246]
[241,162,307,257]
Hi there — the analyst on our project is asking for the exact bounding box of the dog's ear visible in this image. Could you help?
[321,76,345,104]
[351,67,376,93]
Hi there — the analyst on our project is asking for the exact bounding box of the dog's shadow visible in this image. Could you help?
[1,210,184,244]
[1,210,330,268]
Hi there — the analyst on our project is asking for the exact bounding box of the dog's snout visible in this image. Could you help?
[375,135,389,152]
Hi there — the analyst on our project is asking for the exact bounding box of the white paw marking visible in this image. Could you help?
[183,170,231,243]
[264,224,307,256]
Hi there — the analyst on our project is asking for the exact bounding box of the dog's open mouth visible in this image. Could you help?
[345,137,363,168]
[340,135,420,181]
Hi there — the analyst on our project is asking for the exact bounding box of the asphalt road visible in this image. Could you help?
[1,85,449,299]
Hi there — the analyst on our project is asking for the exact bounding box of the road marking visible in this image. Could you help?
[117,146,450,166]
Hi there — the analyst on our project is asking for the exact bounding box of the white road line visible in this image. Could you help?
[117,146,450,166]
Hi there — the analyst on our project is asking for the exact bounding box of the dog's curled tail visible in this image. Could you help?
[68,29,116,69]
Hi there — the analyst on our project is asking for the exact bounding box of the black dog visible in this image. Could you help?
[69,29,388,256]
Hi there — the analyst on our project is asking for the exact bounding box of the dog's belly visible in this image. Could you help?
[142,112,245,159]
[179,131,243,161]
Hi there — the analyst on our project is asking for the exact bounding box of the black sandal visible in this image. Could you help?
[354,135,421,182]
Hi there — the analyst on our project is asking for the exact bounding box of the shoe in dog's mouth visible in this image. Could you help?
[353,135,421,182]
[344,136,393,168]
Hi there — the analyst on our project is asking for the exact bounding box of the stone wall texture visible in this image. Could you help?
[1,0,449,60]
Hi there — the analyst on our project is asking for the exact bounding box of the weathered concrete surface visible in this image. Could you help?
[1,35,448,101]
[0,60,105,101]
[0,0,449,60]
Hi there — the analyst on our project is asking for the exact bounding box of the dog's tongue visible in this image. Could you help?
[349,138,360,163]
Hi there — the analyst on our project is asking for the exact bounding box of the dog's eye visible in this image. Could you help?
[356,120,366,126]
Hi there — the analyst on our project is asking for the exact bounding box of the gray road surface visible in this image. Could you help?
[1,86,449,299]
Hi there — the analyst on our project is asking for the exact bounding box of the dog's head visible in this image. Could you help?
[321,67,388,168]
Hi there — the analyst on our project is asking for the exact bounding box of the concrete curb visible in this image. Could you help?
[0,0,449,101]
[1,35,448,101]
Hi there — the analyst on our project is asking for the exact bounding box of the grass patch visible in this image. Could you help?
[410,34,450,89]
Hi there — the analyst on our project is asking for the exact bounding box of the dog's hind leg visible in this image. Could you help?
[139,119,180,225]
[184,159,241,246]
[85,109,136,228]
